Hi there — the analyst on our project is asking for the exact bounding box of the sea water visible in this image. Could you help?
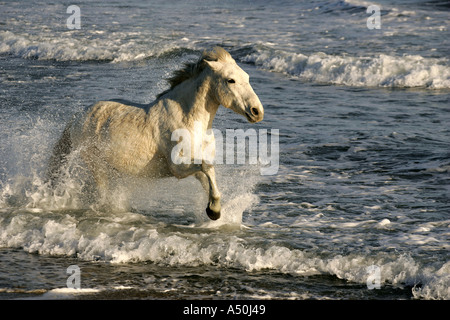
[0,0,449,300]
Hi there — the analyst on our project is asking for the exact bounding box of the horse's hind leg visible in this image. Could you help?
[80,148,110,204]
[46,125,72,187]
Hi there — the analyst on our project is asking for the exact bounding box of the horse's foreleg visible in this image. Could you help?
[194,169,221,220]
[201,163,221,220]
[170,162,221,220]
[194,172,209,192]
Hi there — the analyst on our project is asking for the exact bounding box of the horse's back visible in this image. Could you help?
[60,101,153,174]
[108,99,149,110]
[78,100,150,137]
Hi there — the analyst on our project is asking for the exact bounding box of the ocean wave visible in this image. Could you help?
[3,28,449,90]
[0,205,448,299]
[312,0,374,14]
[0,30,194,63]
[241,48,450,89]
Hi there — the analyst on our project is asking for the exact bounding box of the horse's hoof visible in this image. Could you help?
[206,206,221,220]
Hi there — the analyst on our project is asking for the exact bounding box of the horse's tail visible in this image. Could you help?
[46,123,73,187]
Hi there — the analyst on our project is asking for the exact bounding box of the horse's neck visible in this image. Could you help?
[167,73,219,130]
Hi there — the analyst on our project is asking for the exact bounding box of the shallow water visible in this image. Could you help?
[0,0,449,300]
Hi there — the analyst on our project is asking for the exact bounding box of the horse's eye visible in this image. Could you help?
[227,79,235,84]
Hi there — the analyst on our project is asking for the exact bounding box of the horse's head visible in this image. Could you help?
[204,48,264,123]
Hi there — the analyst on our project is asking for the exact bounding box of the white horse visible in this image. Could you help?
[47,47,264,220]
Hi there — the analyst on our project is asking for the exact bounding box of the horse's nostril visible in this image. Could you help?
[251,107,259,117]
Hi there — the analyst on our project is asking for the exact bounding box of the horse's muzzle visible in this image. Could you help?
[245,106,264,123]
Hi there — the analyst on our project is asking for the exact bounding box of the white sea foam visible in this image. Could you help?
[242,48,450,89]
[34,288,101,299]
[2,28,449,89]
[0,30,191,63]
[0,205,448,299]
[412,261,450,300]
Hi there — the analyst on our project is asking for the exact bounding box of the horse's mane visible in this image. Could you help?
[156,47,234,99]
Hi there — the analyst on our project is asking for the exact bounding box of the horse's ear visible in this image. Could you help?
[203,59,222,71]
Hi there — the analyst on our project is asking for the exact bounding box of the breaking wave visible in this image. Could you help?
[0,30,195,63]
[2,29,449,89]
[0,205,448,299]
[242,47,450,89]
